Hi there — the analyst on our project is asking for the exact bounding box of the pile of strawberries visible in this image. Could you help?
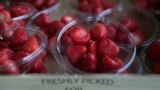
[61,23,124,73]
[78,0,115,14]
[0,27,47,74]
[12,0,58,11]
[0,2,35,28]
[33,13,75,49]
[146,40,160,74]
[120,18,145,45]
[0,2,33,19]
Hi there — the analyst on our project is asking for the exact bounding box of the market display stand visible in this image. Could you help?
[0,75,160,90]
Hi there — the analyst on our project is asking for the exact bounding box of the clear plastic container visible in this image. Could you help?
[11,2,37,21]
[128,0,160,20]
[139,39,160,74]
[0,2,37,27]
[0,27,48,75]
[54,16,137,74]
[11,0,60,14]
[98,6,159,49]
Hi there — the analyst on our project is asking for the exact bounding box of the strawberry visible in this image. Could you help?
[66,45,87,65]
[81,53,97,73]
[131,30,145,45]
[99,54,120,73]
[10,28,28,46]
[107,24,117,40]
[147,40,160,62]
[48,20,64,36]
[69,26,90,45]
[30,57,45,73]
[121,18,137,32]
[34,13,51,27]
[115,30,128,44]
[0,3,4,10]
[45,0,57,7]
[61,34,73,48]
[98,39,119,58]
[22,36,39,53]
[61,15,75,24]
[0,48,14,62]
[12,51,30,61]
[113,57,124,67]
[31,0,45,8]
[0,59,19,74]
[91,23,108,40]
[11,3,32,17]
[92,5,103,14]
[0,9,11,20]
[87,41,97,55]
[152,62,160,74]
[60,34,73,55]
[78,1,92,13]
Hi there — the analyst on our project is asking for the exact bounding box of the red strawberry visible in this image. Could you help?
[91,23,108,40]
[22,36,39,53]
[152,62,160,74]
[30,57,45,73]
[66,45,87,65]
[48,20,64,36]
[61,15,75,24]
[0,9,11,20]
[61,34,73,48]
[0,3,4,10]
[147,40,160,62]
[12,51,30,61]
[70,26,90,45]
[113,57,124,67]
[81,53,97,73]
[115,30,128,44]
[98,39,119,58]
[87,41,97,55]
[0,48,14,63]
[11,3,32,17]
[131,30,145,45]
[135,0,149,9]
[45,0,57,7]
[0,59,19,74]
[99,54,120,73]
[31,0,45,8]
[10,28,28,46]
[34,13,51,27]
[121,18,137,32]
[92,5,103,14]
[79,1,92,13]
[107,24,117,40]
